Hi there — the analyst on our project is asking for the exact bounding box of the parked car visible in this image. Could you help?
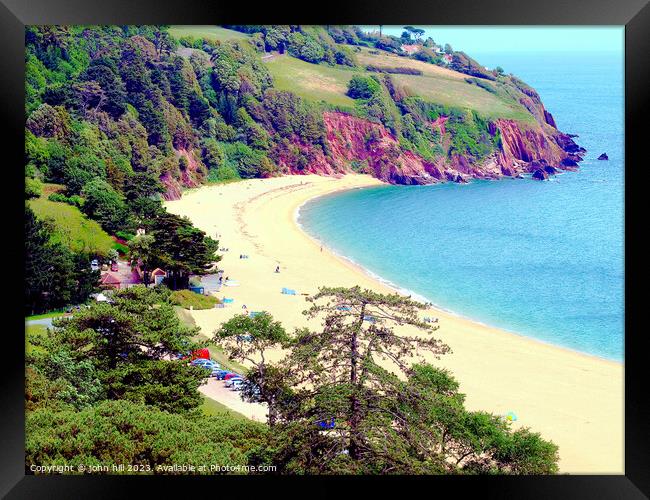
[223,372,240,380]
[190,357,213,365]
[209,367,226,377]
[90,259,99,271]
[230,379,244,391]
[213,370,230,380]
[111,261,119,272]
[191,359,219,369]
[225,376,243,388]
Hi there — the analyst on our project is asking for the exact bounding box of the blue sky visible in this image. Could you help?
[362,26,624,55]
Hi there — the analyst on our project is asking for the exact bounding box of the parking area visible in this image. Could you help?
[198,378,268,422]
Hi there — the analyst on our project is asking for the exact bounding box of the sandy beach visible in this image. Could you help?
[165,174,623,474]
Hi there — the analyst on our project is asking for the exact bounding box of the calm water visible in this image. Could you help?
[299,51,624,361]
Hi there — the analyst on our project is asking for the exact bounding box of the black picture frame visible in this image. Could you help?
[1,1,647,497]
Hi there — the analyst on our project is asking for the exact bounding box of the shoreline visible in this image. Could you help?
[294,181,621,367]
[165,173,623,474]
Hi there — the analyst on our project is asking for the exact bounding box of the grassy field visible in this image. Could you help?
[170,290,220,310]
[264,55,357,108]
[26,310,68,321]
[169,26,249,43]
[265,51,532,121]
[28,195,115,256]
[200,395,248,419]
[392,73,532,121]
[354,46,466,80]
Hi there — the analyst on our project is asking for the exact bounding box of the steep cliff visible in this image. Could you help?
[279,111,584,185]
[161,148,206,201]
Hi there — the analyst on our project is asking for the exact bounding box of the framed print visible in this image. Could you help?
[1,0,647,497]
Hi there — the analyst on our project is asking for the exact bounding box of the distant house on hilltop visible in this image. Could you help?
[441,54,453,65]
[400,44,420,56]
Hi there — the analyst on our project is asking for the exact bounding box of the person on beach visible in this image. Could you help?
[275,266,280,273]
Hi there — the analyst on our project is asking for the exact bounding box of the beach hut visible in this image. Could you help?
[150,268,167,286]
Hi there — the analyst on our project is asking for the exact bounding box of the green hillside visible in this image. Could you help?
[264,48,531,121]
[28,196,115,256]
[264,55,356,107]
[168,25,249,42]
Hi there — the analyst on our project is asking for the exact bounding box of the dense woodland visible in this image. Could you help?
[26,286,559,475]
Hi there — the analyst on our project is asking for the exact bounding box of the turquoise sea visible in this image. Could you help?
[299,50,624,361]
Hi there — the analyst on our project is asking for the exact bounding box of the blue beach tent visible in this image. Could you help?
[316,418,336,429]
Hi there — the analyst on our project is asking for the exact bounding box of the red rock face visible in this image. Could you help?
[160,148,205,201]
[162,109,585,197]
[281,111,584,185]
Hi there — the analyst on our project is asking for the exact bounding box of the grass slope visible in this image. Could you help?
[28,196,115,256]
[392,73,532,121]
[26,323,48,355]
[265,49,533,121]
[200,396,249,420]
[171,290,220,310]
[355,46,466,80]
[265,55,356,108]
[169,26,249,43]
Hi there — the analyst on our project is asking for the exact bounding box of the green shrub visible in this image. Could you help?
[48,192,84,208]
[208,164,240,183]
[112,242,129,255]
[25,177,43,199]
[347,75,381,99]
[115,230,135,242]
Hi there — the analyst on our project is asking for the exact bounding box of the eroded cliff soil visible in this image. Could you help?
[277,111,585,185]
[163,108,585,200]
